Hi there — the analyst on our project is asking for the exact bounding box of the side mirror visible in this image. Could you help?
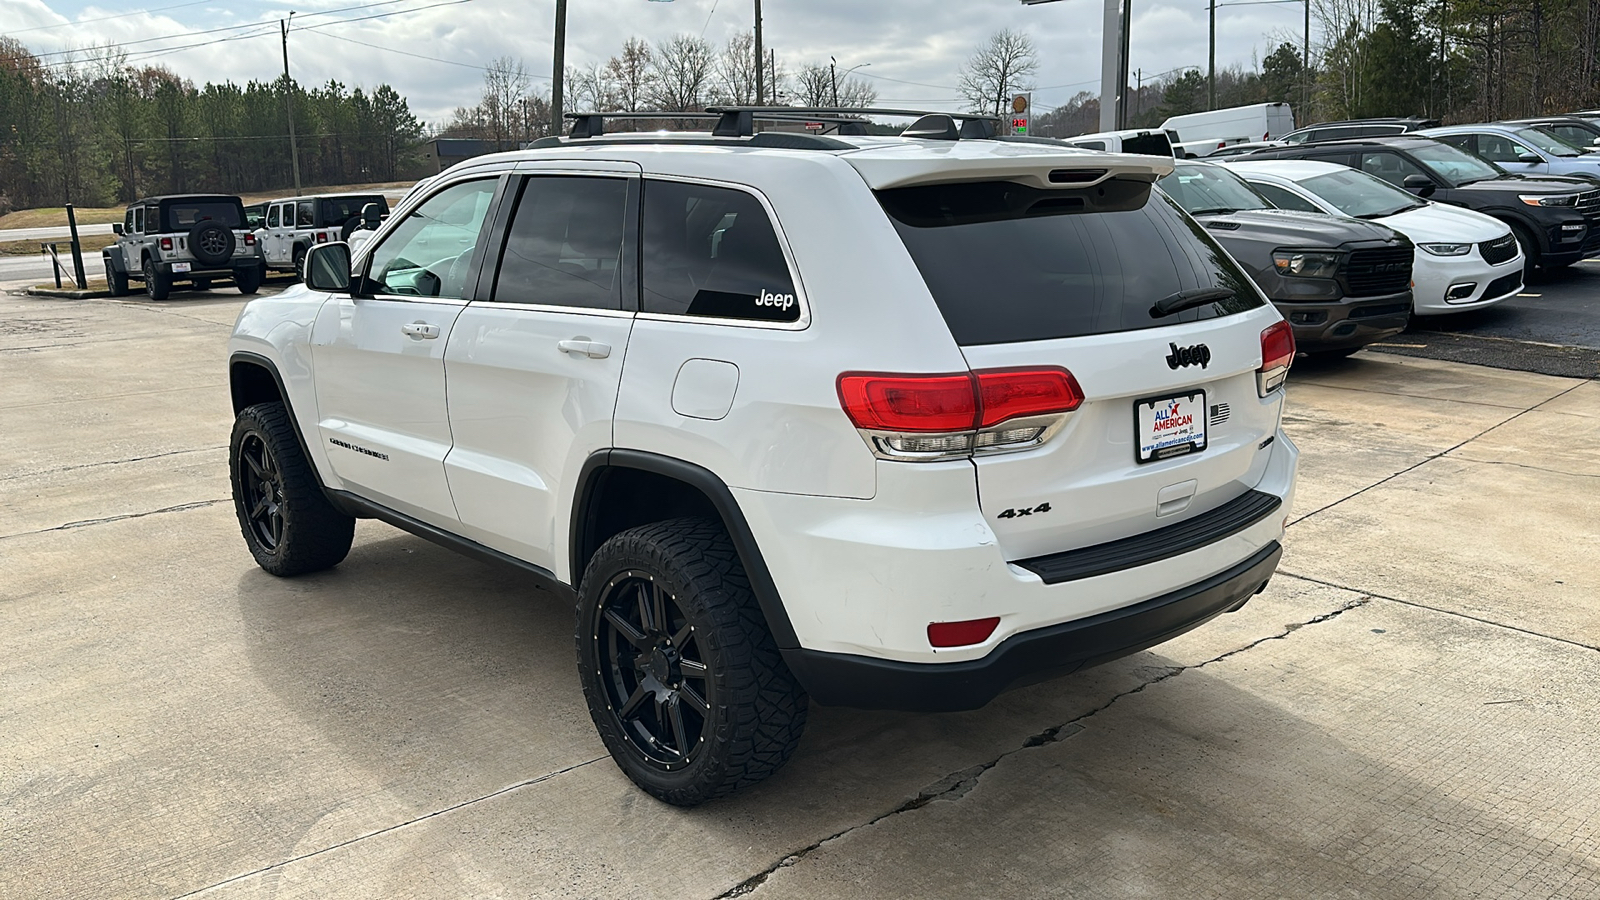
[112,223,124,235]
[1516,153,1541,164]
[361,202,383,229]
[1402,174,1437,197]
[303,241,354,292]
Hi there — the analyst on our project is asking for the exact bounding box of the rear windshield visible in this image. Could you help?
[1122,133,1174,157]
[321,195,389,224]
[163,201,242,230]
[878,180,1263,346]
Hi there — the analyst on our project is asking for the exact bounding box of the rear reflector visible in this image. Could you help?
[928,617,1001,648]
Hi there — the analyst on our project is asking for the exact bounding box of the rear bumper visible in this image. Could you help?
[149,259,259,278]
[1274,290,1411,351]
[783,541,1283,711]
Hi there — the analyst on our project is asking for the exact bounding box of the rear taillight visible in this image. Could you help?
[838,368,1083,460]
[243,232,256,246]
[316,232,329,243]
[159,237,173,251]
[1258,320,1295,395]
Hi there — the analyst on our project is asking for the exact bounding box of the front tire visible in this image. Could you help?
[105,258,129,296]
[235,264,262,295]
[576,517,808,807]
[142,258,170,301]
[1509,223,1540,278]
[291,244,308,281]
[229,402,355,576]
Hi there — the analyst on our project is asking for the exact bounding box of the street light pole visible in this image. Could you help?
[281,12,301,193]
[1208,0,1216,110]
[551,0,567,135]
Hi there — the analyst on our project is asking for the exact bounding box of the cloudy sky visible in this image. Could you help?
[3,0,1311,125]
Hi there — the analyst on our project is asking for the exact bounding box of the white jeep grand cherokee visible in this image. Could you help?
[226,108,1299,806]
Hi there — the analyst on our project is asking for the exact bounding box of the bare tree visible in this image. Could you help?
[958,28,1039,117]
[482,55,531,144]
[650,34,715,111]
[715,31,758,105]
[792,62,877,107]
[605,37,656,112]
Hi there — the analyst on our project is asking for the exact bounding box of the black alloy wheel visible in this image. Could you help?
[143,258,170,301]
[577,518,808,806]
[229,402,354,576]
[105,258,129,296]
[238,430,286,552]
[594,571,713,771]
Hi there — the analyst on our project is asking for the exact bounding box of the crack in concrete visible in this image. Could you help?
[1288,380,1589,527]
[1444,455,1600,480]
[714,597,1369,899]
[1278,570,1600,654]
[169,757,607,899]
[0,446,226,482]
[0,498,227,541]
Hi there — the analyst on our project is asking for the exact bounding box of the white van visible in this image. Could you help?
[1163,103,1297,152]
[1061,128,1176,156]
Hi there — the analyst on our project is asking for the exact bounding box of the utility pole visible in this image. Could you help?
[830,56,838,107]
[281,13,301,193]
[754,0,764,105]
[1134,67,1143,120]
[1208,0,1216,110]
[551,0,567,135]
[1303,0,1310,121]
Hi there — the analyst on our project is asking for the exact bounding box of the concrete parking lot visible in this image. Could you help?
[2,286,1597,899]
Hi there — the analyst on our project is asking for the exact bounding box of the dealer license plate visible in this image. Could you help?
[1136,391,1207,463]
[171,262,191,273]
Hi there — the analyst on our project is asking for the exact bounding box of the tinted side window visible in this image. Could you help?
[124,209,135,233]
[642,180,798,323]
[491,176,629,310]
[296,201,315,228]
[879,180,1262,346]
[134,207,145,233]
[1075,140,1107,151]
[266,205,280,228]
[1255,183,1322,212]
[1359,151,1426,186]
[1476,133,1533,163]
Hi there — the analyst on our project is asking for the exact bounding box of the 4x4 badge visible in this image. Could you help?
[1166,342,1212,369]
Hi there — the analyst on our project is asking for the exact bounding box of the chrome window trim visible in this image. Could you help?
[638,173,812,332]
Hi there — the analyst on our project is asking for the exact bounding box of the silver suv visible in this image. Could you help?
[255,193,390,277]
[105,194,262,300]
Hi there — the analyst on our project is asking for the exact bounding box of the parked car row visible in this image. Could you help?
[107,191,390,299]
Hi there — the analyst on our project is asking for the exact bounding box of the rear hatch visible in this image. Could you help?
[873,174,1285,562]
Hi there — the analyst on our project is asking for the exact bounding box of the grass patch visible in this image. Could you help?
[0,233,117,257]
[0,206,125,230]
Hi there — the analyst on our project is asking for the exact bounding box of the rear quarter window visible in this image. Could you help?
[641,180,799,324]
[877,180,1263,346]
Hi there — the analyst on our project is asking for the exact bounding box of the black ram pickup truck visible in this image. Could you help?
[1160,160,1414,358]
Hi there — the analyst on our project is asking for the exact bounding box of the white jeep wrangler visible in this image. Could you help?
[227,108,1299,806]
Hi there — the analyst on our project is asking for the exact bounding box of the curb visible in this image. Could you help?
[25,286,113,299]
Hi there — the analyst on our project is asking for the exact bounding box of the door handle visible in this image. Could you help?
[557,339,611,359]
[401,322,440,340]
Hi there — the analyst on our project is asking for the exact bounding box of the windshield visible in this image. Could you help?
[1515,127,1585,157]
[1158,164,1274,215]
[1409,141,1504,185]
[877,180,1262,345]
[1300,168,1424,219]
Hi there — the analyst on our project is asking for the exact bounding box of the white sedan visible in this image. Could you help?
[1223,159,1524,315]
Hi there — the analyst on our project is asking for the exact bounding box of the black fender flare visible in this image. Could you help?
[229,350,332,495]
[102,248,128,273]
[571,449,801,649]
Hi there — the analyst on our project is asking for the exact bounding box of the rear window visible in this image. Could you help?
[321,195,389,225]
[1121,133,1174,157]
[878,180,1263,346]
[163,201,242,230]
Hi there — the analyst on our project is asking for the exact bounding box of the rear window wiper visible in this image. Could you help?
[1151,287,1237,318]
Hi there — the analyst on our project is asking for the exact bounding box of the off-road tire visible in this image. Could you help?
[292,244,308,281]
[340,219,361,242]
[143,258,170,301]
[577,517,808,807]
[229,402,355,576]
[105,258,129,296]
[235,264,262,295]
[189,221,235,266]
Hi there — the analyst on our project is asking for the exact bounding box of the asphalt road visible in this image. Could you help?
[0,222,115,243]
[1412,258,1600,349]
[2,287,1597,899]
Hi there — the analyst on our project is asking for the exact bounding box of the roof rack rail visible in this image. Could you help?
[560,106,1008,141]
